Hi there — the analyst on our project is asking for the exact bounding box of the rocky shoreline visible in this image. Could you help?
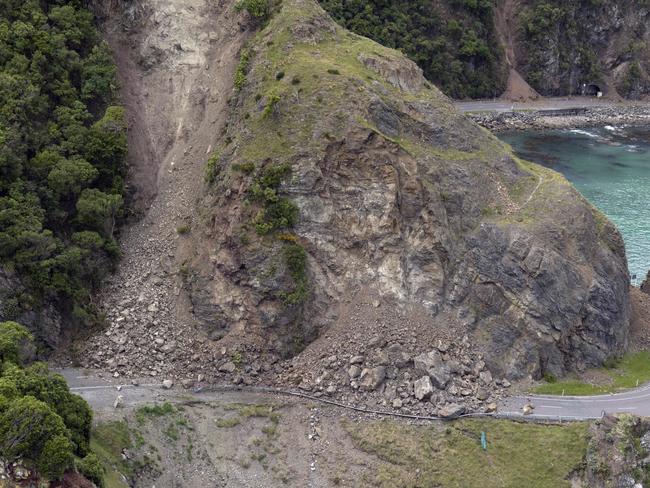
[469,104,650,132]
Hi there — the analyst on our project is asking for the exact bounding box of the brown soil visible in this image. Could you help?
[494,0,540,101]
[630,286,650,351]
[64,0,252,374]
[100,391,388,488]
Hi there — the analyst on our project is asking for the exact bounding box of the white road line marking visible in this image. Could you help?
[530,390,650,403]
[539,405,562,409]
[70,384,162,391]
[617,407,637,410]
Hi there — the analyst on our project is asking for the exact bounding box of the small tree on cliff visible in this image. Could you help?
[0,321,32,366]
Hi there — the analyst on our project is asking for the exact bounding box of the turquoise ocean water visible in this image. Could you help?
[499,126,650,280]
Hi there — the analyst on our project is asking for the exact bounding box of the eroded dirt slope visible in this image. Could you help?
[74,0,250,376]
[494,0,540,101]
[71,0,630,422]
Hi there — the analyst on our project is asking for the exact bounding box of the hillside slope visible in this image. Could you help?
[318,0,650,100]
[515,0,650,98]
[0,1,127,349]
[318,0,507,99]
[78,0,630,414]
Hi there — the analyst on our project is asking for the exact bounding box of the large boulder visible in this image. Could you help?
[413,351,443,377]
[414,376,434,400]
[429,365,452,390]
[439,404,466,419]
[359,367,386,391]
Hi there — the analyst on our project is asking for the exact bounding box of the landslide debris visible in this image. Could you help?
[78,0,630,417]
[187,0,629,379]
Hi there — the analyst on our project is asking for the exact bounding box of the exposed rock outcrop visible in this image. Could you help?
[76,0,630,404]
[641,271,650,295]
[579,415,650,488]
[514,0,650,98]
[187,0,629,380]
[0,270,62,349]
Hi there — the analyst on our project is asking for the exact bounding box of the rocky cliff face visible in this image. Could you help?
[184,0,630,380]
[515,0,650,98]
[579,415,650,488]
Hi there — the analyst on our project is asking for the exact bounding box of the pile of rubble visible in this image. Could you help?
[274,335,511,418]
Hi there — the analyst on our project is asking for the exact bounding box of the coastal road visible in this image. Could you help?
[498,383,650,420]
[59,368,650,421]
[454,97,629,113]
[57,368,281,412]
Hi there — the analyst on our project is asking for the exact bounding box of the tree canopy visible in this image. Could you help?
[0,321,97,482]
[318,0,507,99]
[0,0,126,339]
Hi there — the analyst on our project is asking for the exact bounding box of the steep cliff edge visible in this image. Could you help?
[185,0,629,380]
[514,0,650,98]
[317,0,650,100]
[78,0,630,408]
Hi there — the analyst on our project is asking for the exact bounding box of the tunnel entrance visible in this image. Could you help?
[583,83,603,97]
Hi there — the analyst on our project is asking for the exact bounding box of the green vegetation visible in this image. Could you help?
[0,321,97,482]
[163,423,180,441]
[235,0,272,19]
[619,61,643,98]
[281,243,308,304]
[136,401,175,423]
[234,48,251,91]
[347,418,588,487]
[90,421,132,488]
[318,0,506,98]
[205,151,221,184]
[216,416,242,428]
[518,1,602,94]
[77,452,106,488]
[0,0,126,335]
[262,93,281,118]
[249,163,298,235]
[232,162,256,174]
[534,352,650,395]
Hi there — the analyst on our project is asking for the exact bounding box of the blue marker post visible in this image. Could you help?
[481,431,487,451]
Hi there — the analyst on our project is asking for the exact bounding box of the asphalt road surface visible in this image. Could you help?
[57,368,281,413]
[58,368,650,421]
[499,383,650,420]
[454,97,628,113]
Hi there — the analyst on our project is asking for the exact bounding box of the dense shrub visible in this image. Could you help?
[318,0,506,98]
[0,321,99,483]
[38,434,75,480]
[0,321,32,364]
[235,0,271,19]
[282,243,308,304]
[249,164,298,234]
[77,453,105,488]
[205,152,221,184]
[234,48,251,91]
[262,94,281,118]
[0,0,126,335]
